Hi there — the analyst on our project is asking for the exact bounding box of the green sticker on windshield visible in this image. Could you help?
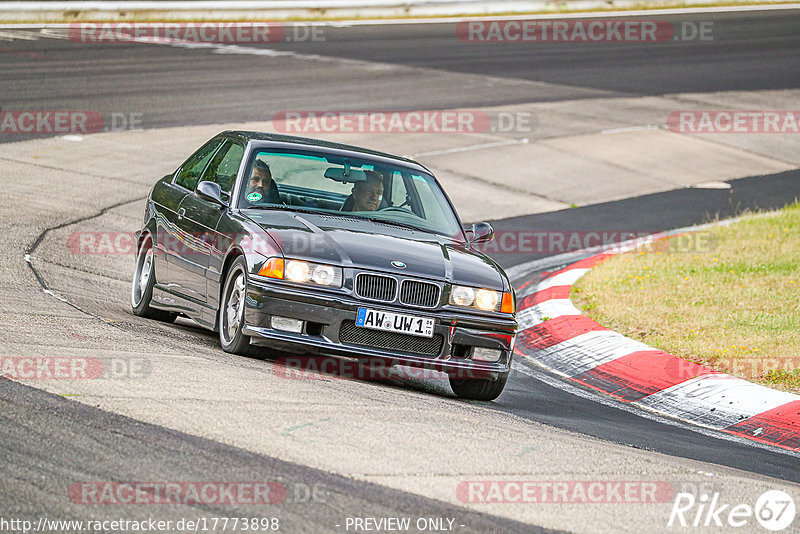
[247,192,262,202]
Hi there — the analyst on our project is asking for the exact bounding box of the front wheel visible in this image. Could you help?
[131,237,176,322]
[449,372,508,401]
[219,257,251,355]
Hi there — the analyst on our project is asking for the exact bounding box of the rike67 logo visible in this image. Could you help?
[668,489,796,531]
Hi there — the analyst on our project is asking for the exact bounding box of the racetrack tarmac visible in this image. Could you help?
[1,9,800,533]
[0,378,546,533]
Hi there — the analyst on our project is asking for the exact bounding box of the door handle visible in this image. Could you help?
[177,208,186,220]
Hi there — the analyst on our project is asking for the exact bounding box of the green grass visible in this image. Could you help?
[572,203,800,393]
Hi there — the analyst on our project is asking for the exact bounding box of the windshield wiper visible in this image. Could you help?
[244,205,322,215]
[247,205,432,233]
[360,216,428,233]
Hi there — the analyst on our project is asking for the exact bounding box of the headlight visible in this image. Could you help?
[285,260,310,282]
[311,264,336,286]
[475,289,499,311]
[449,285,514,314]
[450,286,475,307]
[258,258,343,288]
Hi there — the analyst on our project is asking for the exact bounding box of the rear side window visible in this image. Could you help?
[175,139,224,191]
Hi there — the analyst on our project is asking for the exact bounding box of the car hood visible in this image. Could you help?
[243,210,505,288]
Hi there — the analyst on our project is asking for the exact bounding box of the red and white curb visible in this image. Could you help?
[513,237,800,452]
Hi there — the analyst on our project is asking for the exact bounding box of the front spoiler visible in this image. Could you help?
[243,277,516,381]
[242,325,508,381]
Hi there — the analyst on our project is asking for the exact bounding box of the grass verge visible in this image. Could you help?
[572,203,800,393]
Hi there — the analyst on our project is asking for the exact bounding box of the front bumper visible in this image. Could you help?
[242,277,517,380]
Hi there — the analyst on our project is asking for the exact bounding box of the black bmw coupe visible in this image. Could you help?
[132,131,517,400]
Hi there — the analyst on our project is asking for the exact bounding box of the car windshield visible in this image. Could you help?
[238,148,464,238]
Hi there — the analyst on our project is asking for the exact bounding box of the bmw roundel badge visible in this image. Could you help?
[391,260,406,269]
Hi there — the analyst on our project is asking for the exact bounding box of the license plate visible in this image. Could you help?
[355,307,434,338]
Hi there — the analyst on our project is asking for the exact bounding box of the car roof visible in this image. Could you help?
[220,130,431,173]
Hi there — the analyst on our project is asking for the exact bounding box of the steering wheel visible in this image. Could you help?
[379,206,414,214]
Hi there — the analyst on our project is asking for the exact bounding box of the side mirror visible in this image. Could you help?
[196,181,227,207]
[465,222,494,244]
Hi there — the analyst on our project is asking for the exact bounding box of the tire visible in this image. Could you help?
[131,237,177,322]
[219,256,251,355]
[449,372,509,401]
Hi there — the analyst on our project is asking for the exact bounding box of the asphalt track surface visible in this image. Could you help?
[0,378,542,533]
[2,8,800,531]
[490,170,800,269]
[2,10,800,139]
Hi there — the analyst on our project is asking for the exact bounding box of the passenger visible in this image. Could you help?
[349,170,384,211]
[245,160,281,204]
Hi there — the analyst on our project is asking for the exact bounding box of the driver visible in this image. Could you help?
[245,160,282,204]
[350,170,384,211]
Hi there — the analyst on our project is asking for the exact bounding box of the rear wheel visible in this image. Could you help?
[131,237,176,322]
[219,257,251,355]
[449,372,508,401]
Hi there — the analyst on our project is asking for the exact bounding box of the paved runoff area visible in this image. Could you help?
[2,17,800,533]
[2,91,799,531]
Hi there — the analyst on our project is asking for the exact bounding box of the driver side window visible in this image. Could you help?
[175,139,224,192]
